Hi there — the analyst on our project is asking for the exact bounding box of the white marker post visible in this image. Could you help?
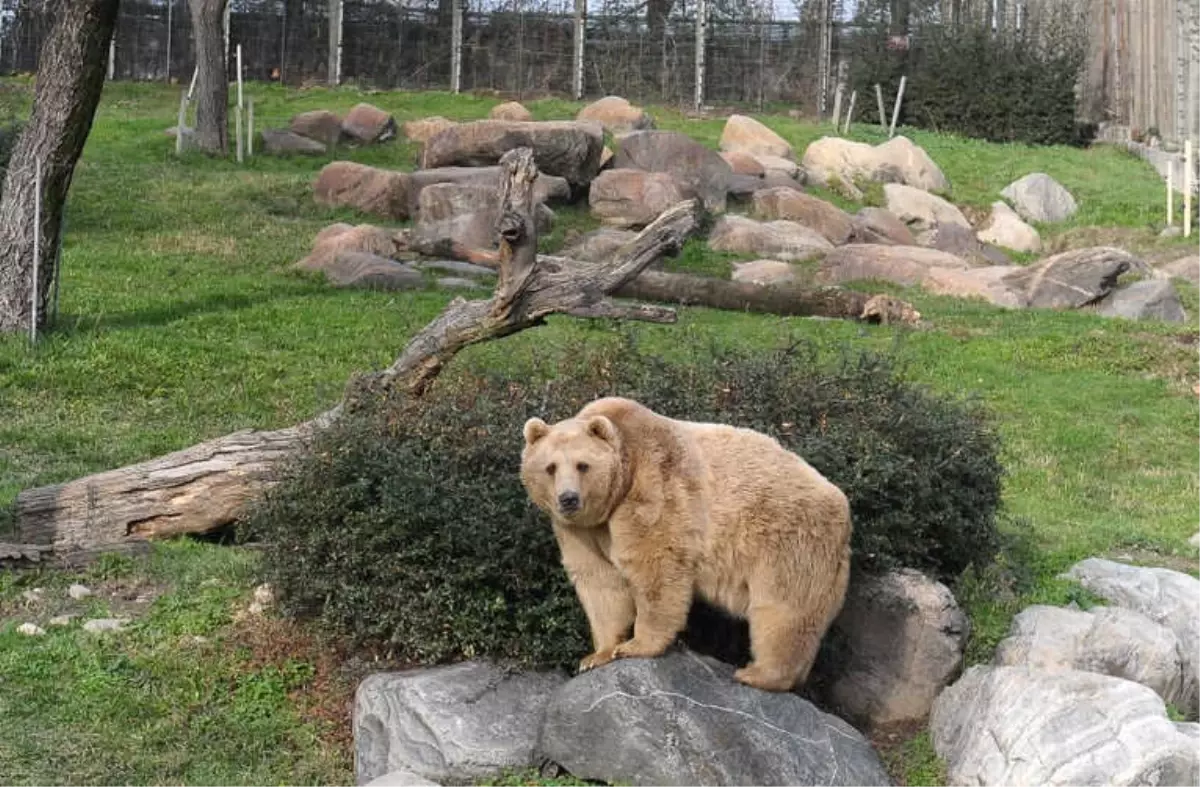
[831,84,843,130]
[1167,166,1174,227]
[248,97,255,157]
[888,75,907,139]
[1185,140,1193,238]
[175,89,188,155]
[236,44,245,163]
[875,83,886,130]
[842,89,857,134]
[30,159,41,344]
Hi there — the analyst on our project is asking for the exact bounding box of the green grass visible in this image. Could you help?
[0,80,1197,785]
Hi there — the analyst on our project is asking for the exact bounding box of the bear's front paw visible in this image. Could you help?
[578,648,617,673]
[611,637,671,661]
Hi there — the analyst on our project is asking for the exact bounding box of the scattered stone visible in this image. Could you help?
[422,120,604,188]
[17,622,46,637]
[813,568,969,732]
[538,649,891,787]
[873,135,950,193]
[993,604,1186,708]
[719,114,793,159]
[343,102,397,144]
[1064,558,1199,716]
[290,109,345,147]
[82,618,129,634]
[588,168,688,229]
[1001,172,1078,223]
[752,187,854,245]
[883,183,971,244]
[611,130,733,213]
[720,150,766,177]
[260,128,328,155]
[1160,225,1183,238]
[1001,247,1146,309]
[1158,254,1199,285]
[354,660,566,785]
[313,161,411,220]
[930,665,1198,786]
[67,583,92,600]
[576,95,654,134]
[815,244,972,288]
[708,214,832,261]
[559,228,638,263]
[489,101,533,122]
[47,614,77,627]
[731,259,797,286]
[21,588,45,605]
[751,153,800,179]
[1094,279,1187,322]
[402,116,457,145]
[976,201,1041,253]
[364,769,440,787]
[851,207,916,246]
[922,266,1027,308]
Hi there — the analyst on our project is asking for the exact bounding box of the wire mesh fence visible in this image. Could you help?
[0,0,853,112]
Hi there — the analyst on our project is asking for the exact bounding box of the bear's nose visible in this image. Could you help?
[558,491,581,513]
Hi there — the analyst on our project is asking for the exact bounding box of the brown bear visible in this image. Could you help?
[520,395,852,692]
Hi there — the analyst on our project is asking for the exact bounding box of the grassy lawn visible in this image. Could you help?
[0,79,1197,785]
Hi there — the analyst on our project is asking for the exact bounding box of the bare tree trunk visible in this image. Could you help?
[188,0,228,154]
[0,0,119,335]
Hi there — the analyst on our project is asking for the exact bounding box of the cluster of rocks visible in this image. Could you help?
[13,582,135,637]
[260,102,399,155]
[354,568,971,787]
[932,557,1199,786]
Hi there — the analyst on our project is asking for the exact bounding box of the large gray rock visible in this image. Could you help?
[851,207,916,246]
[421,120,604,188]
[314,162,411,220]
[800,135,947,193]
[1001,247,1146,309]
[261,128,328,156]
[815,244,972,288]
[1094,279,1187,322]
[1001,173,1078,223]
[407,166,570,213]
[576,95,654,134]
[1064,558,1200,716]
[813,568,969,731]
[612,130,734,213]
[873,135,950,193]
[343,103,398,145]
[751,188,854,245]
[931,665,1198,786]
[994,604,1186,707]
[414,183,553,250]
[976,200,1041,253]
[708,214,832,261]
[354,661,567,785]
[290,110,346,147]
[883,183,971,245]
[320,252,424,291]
[719,114,794,160]
[537,649,891,786]
[922,266,1027,308]
[363,769,439,787]
[588,168,689,229]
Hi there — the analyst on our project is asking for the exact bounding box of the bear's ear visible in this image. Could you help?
[587,415,618,445]
[523,417,550,446]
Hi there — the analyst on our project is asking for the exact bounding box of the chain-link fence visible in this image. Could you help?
[0,0,852,113]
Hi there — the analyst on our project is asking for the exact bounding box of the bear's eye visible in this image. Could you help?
[546,463,557,476]
[577,462,589,473]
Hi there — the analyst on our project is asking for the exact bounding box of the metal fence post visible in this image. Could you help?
[573,0,585,100]
[695,0,707,111]
[451,0,463,93]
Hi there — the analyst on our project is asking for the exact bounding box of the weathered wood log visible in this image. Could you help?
[12,148,697,557]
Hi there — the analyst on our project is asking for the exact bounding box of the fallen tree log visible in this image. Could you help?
[12,148,697,558]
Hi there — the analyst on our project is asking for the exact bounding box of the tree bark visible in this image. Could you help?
[188,0,229,154]
[0,0,119,335]
[12,151,697,557]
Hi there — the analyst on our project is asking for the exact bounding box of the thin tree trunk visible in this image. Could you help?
[0,0,119,335]
[188,0,228,154]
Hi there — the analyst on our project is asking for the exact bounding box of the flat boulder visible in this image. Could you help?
[976,200,1041,253]
[816,243,972,288]
[402,116,457,145]
[261,128,327,155]
[752,187,854,245]
[1001,173,1078,223]
[874,135,949,193]
[812,568,969,731]
[751,153,800,180]
[489,101,533,121]
[708,214,832,261]
[421,120,604,188]
[883,183,971,244]
[319,251,423,291]
[1093,279,1187,322]
[314,161,411,220]
[576,95,654,134]
[537,649,891,786]
[612,130,733,213]
[294,223,403,274]
[851,207,916,246]
[354,661,566,785]
[731,259,797,285]
[931,665,1198,786]
[922,266,1026,308]
[588,168,689,229]
[802,135,946,192]
[719,114,793,160]
[1001,247,1146,309]
[289,110,345,147]
[343,102,397,144]
[720,150,765,177]
[993,604,1186,708]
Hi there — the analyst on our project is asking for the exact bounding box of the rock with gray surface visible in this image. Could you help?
[851,207,916,246]
[421,120,604,188]
[1000,247,1146,309]
[1093,279,1187,322]
[708,214,832,261]
[812,568,969,731]
[1001,173,1078,223]
[815,244,972,288]
[537,649,891,786]
[1064,558,1199,716]
[612,130,733,213]
[588,169,689,229]
[976,200,1041,253]
[354,661,567,785]
[414,183,553,251]
[993,604,1186,707]
[559,228,638,263]
[883,183,971,245]
[363,769,439,787]
[931,665,1198,786]
[261,129,327,155]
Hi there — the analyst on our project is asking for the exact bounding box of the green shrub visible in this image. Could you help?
[847,19,1090,146]
[243,333,1003,670]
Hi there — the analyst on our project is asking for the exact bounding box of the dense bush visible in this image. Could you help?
[847,20,1091,146]
[244,333,1003,670]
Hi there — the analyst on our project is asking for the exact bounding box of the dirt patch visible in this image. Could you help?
[1,576,168,629]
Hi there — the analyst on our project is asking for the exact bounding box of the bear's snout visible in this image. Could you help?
[558,490,581,514]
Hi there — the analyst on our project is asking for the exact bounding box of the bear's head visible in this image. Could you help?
[521,413,624,528]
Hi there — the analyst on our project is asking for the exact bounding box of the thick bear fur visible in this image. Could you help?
[520,396,852,692]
